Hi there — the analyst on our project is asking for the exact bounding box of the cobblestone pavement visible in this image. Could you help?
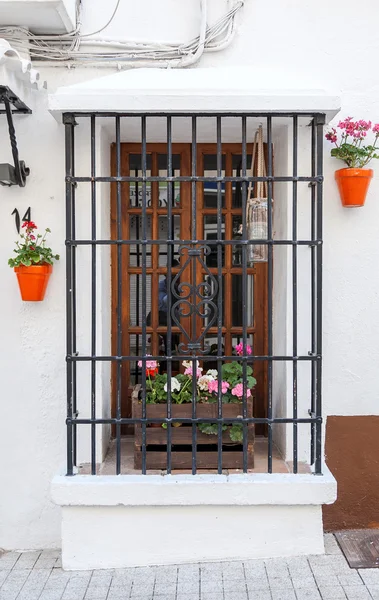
[1,534,379,600]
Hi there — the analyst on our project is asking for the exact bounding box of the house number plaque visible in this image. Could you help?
[12,207,31,234]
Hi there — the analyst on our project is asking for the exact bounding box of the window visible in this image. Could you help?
[64,113,324,476]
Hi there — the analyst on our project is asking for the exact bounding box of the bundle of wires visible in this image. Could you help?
[0,0,244,67]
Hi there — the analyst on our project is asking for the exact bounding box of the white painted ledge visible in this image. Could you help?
[52,467,337,508]
[48,67,341,122]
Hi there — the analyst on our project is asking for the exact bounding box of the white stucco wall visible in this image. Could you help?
[1,0,379,549]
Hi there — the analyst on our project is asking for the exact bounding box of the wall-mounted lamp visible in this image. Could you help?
[0,86,31,187]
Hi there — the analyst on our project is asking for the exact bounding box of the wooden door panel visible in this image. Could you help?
[111,142,268,436]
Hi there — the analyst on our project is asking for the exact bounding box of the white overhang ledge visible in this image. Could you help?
[52,466,337,507]
[48,67,341,123]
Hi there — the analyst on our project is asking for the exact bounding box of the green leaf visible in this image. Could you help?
[198,423,227,436]
[21,259,32,266]
[229,424,243,443]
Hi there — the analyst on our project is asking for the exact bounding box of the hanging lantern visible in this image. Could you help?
[247,125,268,263]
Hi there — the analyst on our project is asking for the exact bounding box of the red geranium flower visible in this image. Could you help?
[146,367,159,377]
[22,221,37,230]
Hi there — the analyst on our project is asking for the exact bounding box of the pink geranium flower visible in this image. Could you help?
[138,355,158,370]
[231,383,251,399]
[235,342,252,356]
[208,380,230,394]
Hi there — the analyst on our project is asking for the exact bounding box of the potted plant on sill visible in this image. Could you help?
[133,344,256,469]
[326,117,379,207]
[8,221,59,301]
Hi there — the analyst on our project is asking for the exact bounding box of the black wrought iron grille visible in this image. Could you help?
[64,112,324,476]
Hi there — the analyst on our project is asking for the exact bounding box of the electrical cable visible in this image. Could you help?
[0,0,244,67]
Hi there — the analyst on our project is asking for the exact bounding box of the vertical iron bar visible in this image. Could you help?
[191,116,197,475]
[115,116,122,475]
[90,115,97,475]
[135,171,140,385]
[65,115,75,476]
[71,118,77,469]
[292,116,298,474]
[315,114,325,475]
[166,116,173,474]
[310,119,316,465]
[267,116,273,474]
[216,116,223,474]
[141,116,148,474]
[241,116,248,473]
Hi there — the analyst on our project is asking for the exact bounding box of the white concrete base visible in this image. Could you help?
[52,470,337,570]
[61,504,325,570]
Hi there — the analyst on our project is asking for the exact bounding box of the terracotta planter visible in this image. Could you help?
[335,168,373,208]
[14,264,52,301]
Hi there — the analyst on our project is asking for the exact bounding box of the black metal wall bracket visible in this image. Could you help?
[0,86,31,187]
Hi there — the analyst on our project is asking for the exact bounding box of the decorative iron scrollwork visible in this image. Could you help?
[171,244,219,354]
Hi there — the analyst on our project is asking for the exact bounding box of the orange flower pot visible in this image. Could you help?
[335,168,373,208]
[14,264,52,301]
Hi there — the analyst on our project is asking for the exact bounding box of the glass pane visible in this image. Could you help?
[129,154,152,208]
[203,215,225,267]
[203,154,226,208]
[232,154,253,208]
[231,274,254,327]
[158,215,181,268]
[129,217,152,267]
[158,154,181,208]
[129,274,152,327]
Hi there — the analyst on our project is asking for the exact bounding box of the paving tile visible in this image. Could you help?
[294,590,321,600]
[130,584,155,598]
[359,569,379,585]
[39,591,67,600]
[200,579,223,594]
[244,561,266,578]
[337,573,363,586]
[40,550,61,559]
[343,586,372,599]
[3,569,31,584]
[222,562,245,580]
[313,574,339,588]
[367,585,379,600]
[153,581,177,595]
[200,594,225,600]
[62,590,87,600]
[0,592,20,600]
[106,589,129,600]
[318,586,346,599]
[12,552,41,570]
[271,590,297,600]
[176,594,202,600]
[0,571,10,586]
[291,578,317,590]
[245,576,270,589]
[224,592,248,600]
[110,578,132,592]
[0,554,20,570]
[177,565,200,580]
[34,558,59,570]
[286,559,313,579]
[222,578,247,592]
[323,535,341,556]
[268,576,293,589]
[177,580,199,594]
[247,591,272,600]
[265,560,289,577]
[84,586,110,599]
[154,566,178,583]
